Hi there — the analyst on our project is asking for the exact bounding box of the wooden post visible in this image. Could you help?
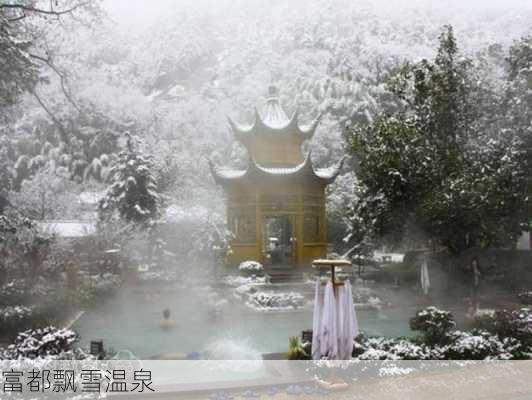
[312,259,351,290]
[255,188,262,262]
[296,184,304,266]
[321,190,327,245]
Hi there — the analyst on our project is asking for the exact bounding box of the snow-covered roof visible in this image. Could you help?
[227,85,320,141]
[210,152,344,186]
[262,91,290,128]
[38,220,96,238]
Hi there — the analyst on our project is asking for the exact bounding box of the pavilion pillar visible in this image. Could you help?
[296,184,304,266]
[322,189,327,244]
[255,188,262,262]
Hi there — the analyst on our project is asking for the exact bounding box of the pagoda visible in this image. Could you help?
[210,86,343,267]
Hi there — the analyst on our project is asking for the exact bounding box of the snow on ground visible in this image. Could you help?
[373,251,405,263]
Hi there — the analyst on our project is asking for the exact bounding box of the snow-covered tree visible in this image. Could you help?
[0,11,40,109]
[505,36,532,196]
[9,167,78,220]
[99,134,161,226]
[0,208,52,285]
[0,135,13,196]
[0,1,99,111]
[345,26,529,258]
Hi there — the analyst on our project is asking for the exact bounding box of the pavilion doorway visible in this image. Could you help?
[262,215,296,266]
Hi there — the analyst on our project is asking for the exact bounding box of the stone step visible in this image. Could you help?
[265,266,307,283]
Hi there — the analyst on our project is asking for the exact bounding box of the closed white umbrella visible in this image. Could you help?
[319,280,338,359]
[421,258,430,295]
[311,279,323,360]
[312,265,359,360]
[337,280,359,359]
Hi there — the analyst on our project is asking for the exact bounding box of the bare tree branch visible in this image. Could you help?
[31,89,69,142]
[6,11,25,22]
[0,1,90,17]
[29,53,81,113]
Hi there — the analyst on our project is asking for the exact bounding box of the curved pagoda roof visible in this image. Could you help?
[227,86,320,143]
[210,152,344,186]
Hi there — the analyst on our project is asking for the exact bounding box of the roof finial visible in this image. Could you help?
[262,85,289,128]
[268,85,279,99]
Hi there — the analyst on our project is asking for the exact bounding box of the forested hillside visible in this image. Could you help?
[1,0,531,242]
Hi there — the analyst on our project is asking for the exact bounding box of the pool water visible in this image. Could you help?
[73,281,416,359]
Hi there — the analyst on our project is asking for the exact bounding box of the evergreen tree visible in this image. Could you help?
[99,133,161,226]
[345,26,529,258]
[0,138,13,198]
[0,13,40,109]
[0,208,50,285]
[505,36,532,196]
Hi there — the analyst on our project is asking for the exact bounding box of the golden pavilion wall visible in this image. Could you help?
[225,180,327,266]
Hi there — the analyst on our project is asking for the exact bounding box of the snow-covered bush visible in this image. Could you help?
[0,304,63,338]
[410,306,456,345]
[1,326,78,359]
[473,310,497,331]
[0,305,34,320]
[349,306,532,360]
[223,275,268,287]
[238,261,263,272]
[0,280,74,338]
[442,330,523,360]
[237,261,265,277]
[354,335,431,360]
[247,291,305,311]
[0,306,34,334]
[0,280,28,306]
[473,308,532,347]
[353,330,525,360]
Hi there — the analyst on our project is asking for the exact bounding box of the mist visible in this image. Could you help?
[1,0,532,371]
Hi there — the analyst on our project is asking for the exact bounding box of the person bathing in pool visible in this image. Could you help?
[159,308,175,329]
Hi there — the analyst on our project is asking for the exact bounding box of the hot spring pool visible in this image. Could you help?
[73,281,416,359]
